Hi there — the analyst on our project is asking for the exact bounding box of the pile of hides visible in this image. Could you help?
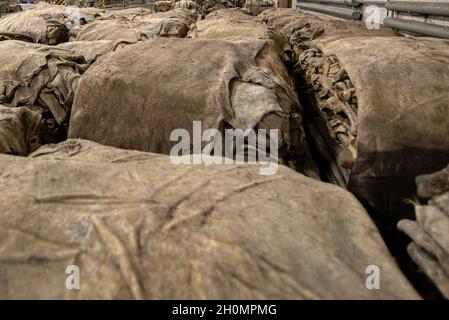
[0,105,41,156]
[200,0,228,16]
[296,36,449,219]
[398,164,449,298]
[258,9,448,218]
[174,0,199,10]
[0,3,100,44]
[57,40,133,64]
[93,7,154,20]
[134,8,196,29]
[187,8,293,62]
[259,8,305,24]
[203,7,254,20]
[68,38,318,175]
[0,139,420,299]
[259,7,328,51]
[70,9,196,41]
[188,9,273,41]
[259,8,398,56]
[92,7,195,24]
[188,8,264,40]
[156,0,175,12]
[244,0,275,16]
[0,40,88,144]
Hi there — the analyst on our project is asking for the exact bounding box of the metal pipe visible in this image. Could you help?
[299,3,362,20]
[384,17,449,39]
[301,0,360,7]
[386,2,449,17]
[356,0,386,5]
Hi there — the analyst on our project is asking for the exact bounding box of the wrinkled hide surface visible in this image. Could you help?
[69,38,317,175]
[399,164,449,298]
[258,9,449,218]
[0,40,88,144]
[71,9,195,41]
[57,40,133,64]
[320,37,449,219]
[0,139,419,299]
[188,9,292,62]
[189,9,270,40]
[0,105,41,156]
[0,3,100,44]
[259,8,397,56]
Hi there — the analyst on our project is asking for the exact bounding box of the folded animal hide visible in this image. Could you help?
[189,9,269,40]
[297,37,449,219]
[259,9,448,218]
[398,164,449,298]
[0,139,420,299]
[200,0,227,16]
[93,7,154,20]
[259,8,397,56]
[68,38,317,175]
[0,3,100,44]
[156,0,175,12]
[188,8,293,62]
[0,105,41,155]
[71,9,196,41]
[0,40,88,144]
[174,0,200,10]
[57,40,133,64]
[245,0,275,16]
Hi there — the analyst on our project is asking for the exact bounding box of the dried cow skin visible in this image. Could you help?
[0,139,420,299]
[0,40,88,144]
[68,38,317,175]
[57,40,133,65]
[245,0,275,16]
[200,0,227,15]
[71,9,195,41]
[188,9,293,62]
[0,105,41,155]
[174,0,199,10]
[298,37,449,219]
[398,164,449,298]
[297,47,357,186]
[259,8,398,56]
[94,7,154,20]
[257,10,449,218]
[188,9,268,40]
[0,3,100,44]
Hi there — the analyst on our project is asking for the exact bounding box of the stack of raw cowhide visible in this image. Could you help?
[0,139,419,299]
[259,9,449,220]
[399,164,449,298]
[1,6,449,300]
